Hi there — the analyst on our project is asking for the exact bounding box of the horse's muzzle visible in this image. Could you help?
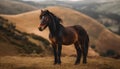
[38,27,43,31]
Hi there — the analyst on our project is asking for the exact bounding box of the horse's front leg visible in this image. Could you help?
[57,42,62,64]
[52,43,57,65]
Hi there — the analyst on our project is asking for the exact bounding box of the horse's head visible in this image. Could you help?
[38,9,62,31]
[38,10,50,31]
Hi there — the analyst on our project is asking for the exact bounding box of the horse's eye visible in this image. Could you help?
[42,16,44,19]
[41,16,45,20]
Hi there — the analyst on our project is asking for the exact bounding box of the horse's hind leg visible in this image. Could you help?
[81,45,87,64]
[74,41,82,65]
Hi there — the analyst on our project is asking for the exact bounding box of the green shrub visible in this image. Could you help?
[91,44,96,49]
[30,33,50,46]
[100,49,116,57]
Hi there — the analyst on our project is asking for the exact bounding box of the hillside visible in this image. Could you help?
[0,0,37,14]
[1,0,119,34]
[0,16,51,56]
[95,1,120,15]
[75,1,120,34]
[1,6,120,57]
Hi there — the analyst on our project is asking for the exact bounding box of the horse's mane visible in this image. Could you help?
[48,11,63,23]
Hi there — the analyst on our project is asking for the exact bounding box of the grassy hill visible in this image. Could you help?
[74,1,120,34]
[1,6,120,57]
[1,0,119,34]
[0,0,37,14]
[95,1,120,15]
[0,16,51,56]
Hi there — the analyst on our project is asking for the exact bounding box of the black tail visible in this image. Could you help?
[74,25,89,46]
[84,34,89,56]
[74,25,89,63]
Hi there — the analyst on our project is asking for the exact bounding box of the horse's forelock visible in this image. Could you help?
[41,10,62,23]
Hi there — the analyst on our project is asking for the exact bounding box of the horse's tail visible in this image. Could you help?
[74,25,89,57]
[84,34,89,57]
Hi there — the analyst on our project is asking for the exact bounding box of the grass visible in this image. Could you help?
[0,56,120,69]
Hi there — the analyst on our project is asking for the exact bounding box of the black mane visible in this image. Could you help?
[45,10,64,36]
[48,11,62,23]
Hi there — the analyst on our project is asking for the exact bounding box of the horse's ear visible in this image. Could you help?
[41,10,43,13]
[46,10,49,13]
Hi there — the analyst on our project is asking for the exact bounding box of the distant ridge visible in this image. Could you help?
[0,0,37,14]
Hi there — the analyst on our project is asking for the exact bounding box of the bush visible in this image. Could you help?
[91,45,96,49]
[30,33,50,46]
[106,50,116,56]
[100,49,116,57]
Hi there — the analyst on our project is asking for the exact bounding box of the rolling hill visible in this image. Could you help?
[0,16,51,56]
[95,1,120,15]
[0,0,37,14]
[74,1,120,34]
[1,6,120,57]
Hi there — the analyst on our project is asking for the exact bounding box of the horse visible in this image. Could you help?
[38,10,89,65]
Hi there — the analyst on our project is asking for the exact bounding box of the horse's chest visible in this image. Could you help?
[49,37,56,43]
[49,34,57,43]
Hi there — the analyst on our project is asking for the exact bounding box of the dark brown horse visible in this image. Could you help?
[38,10,89,65]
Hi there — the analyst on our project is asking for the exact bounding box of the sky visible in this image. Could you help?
[22,0,116,2]
[22,0,84,2]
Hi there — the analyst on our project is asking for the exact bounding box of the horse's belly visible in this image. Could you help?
[50,37,74,45]
[62,42,73,45]
[62,36,77,45]
[62,30,78,45]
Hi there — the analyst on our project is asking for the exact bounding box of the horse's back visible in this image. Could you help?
[73,25,87,35]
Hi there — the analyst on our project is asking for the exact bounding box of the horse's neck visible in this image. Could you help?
[48,23,64,37]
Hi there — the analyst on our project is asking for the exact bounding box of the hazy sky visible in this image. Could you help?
[22,0,116,2]
[23,0,84,2]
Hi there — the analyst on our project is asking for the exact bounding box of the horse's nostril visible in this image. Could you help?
[38,27,41,30]
[38,27,43,31]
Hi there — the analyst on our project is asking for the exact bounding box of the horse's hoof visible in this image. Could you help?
[57,60,61,64]
[53,63,57,65]
[53,62,57,65]
[53,63,61,65]
[57,62,61,65]
[83,61,87,64]
[74,62,80,65]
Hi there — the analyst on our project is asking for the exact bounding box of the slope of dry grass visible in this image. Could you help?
[0,0,37,14]
[1,6,120,56]
[0,16,51,56]
[0,41,20,56]
[0,56,120,69]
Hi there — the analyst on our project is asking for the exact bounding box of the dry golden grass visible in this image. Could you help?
[1,6,120,56]
[0,42,20,56]
[0,56,120,69]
